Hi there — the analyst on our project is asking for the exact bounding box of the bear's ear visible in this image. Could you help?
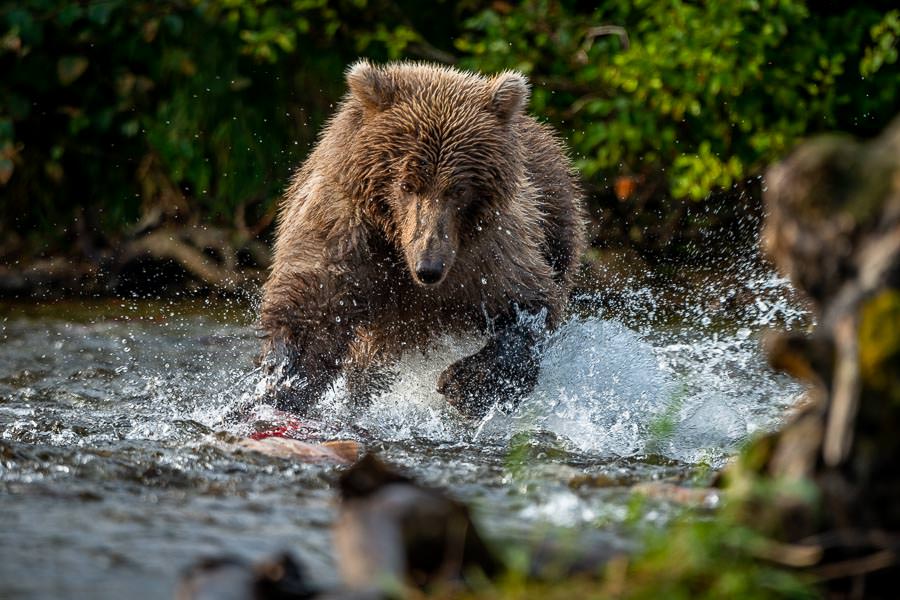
[346,60,394,111]
[487,71,530,122]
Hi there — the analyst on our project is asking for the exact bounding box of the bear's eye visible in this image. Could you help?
[400,181,414,193]
[448,184,467,199]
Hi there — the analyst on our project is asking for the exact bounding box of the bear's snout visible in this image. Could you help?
[414,257,446,286]
[404,209,458,287]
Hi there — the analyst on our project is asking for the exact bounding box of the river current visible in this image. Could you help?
[0,259,806,598]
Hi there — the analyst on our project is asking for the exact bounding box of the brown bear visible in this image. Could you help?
[259,60,585,418]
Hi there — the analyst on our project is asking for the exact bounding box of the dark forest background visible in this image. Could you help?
[2,0,898,273]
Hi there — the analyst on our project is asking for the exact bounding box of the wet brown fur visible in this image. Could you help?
[260,61,586,415]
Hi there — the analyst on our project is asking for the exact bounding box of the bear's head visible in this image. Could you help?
[343,61,530,288]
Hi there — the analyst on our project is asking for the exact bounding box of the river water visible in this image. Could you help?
[0,261,807,598]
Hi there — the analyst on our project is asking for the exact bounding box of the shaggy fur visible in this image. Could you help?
[260,61,586,417]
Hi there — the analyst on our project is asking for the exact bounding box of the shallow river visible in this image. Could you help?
[0,263,806,599]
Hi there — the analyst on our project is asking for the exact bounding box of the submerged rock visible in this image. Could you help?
[176,553,316,600]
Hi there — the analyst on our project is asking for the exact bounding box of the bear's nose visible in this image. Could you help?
[415,258,445,285]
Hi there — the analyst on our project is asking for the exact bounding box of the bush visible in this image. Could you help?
[457,1,900,202]
[2,1,898,258]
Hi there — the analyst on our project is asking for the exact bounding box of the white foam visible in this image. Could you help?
[197,269,807,466]
[285,307,803,464]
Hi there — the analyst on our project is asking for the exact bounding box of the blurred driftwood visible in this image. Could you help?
[744,114,900,595]
[0,224,270,298]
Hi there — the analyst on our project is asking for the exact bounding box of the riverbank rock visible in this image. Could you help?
[176,553,316,600]
[176,553,381,600]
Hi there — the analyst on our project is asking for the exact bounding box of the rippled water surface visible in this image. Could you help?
[0,265,807,599]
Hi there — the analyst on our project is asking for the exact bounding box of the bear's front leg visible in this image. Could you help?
[258,325,351,415]
[436,320,543,418]
[259,265,376,415]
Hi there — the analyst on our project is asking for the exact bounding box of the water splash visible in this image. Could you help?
[227,266,807,467]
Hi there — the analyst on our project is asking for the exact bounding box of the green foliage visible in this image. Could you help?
[3,2,285,239]
[861,10,900,77]
[2,1,898,254]
[608,440,820,599]
[445,513,818,599]
[612,516,817,600]
[457,1,899,202]
[451,444,822,599]
[0,0,458,249]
